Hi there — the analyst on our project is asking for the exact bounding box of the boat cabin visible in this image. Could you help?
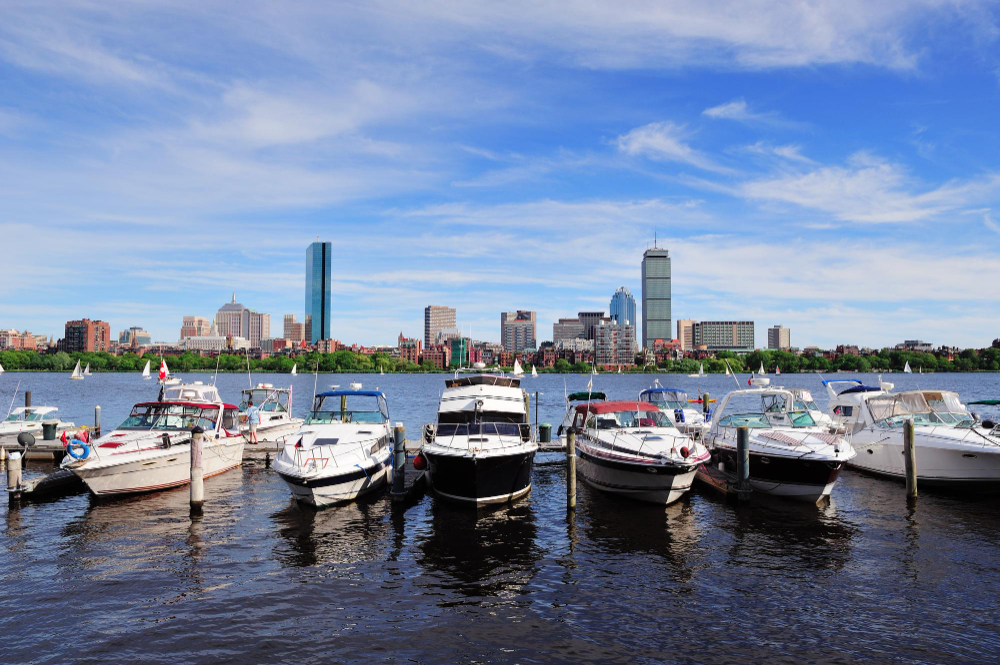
[638,387,690,410]
[713,389,818,430]
[162,382,222,404]
[572,401,676,431]
[239,383,291,415]
[307,390,389,425]
[119,401,238,433]
[3,406,59,424]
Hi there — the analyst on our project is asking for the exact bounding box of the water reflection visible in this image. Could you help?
[415,500,541,603]
[270,495,392,568]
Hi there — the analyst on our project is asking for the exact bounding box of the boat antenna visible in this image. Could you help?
[6,379,21,419]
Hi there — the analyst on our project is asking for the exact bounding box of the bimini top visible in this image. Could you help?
[839,385,883,395]
[316,389,384,398]
[445,375,520,389]
[639,387,687,396]
[568,391,607,401]
[575,401,659,415]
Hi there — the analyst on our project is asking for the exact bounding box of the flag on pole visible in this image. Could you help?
[159,360,168,381]
[748,372,753,386]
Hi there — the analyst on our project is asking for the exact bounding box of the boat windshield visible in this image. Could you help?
[306,394,387,424]
[641,392,688,410]
[586,410,676,430]
[119,404,219,431]
[436,422,529,438]
[795,399,820,412]
[239,388,289,413]
[716,413,771,428]
[868,394,941,428]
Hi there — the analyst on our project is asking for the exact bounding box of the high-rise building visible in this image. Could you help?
[768,325,791,350]
[181,316,211,339]
[595,318,637,366]
[283,314,305,342]
[577,311,605,341]
[215,294,271,348]
[693,321,754,353]
[306,241,332,343]
[118,326,152,347]
[501,310,537,352]
[62,318,111,352]
[424,306,457,348]
[641,245,671,350]
[553,317,586,342]
[677,319,695,351]
[609,286,637,327]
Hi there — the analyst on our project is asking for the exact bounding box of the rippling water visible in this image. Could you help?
[3,372,1000,662]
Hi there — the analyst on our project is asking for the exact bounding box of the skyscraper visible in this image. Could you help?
[500,310,537,352]
[609,286,637,326]
[768,325,791,350]
[424,306,457,348]
[641,245,671,350]
[306,241,332,343]
[215,294,271,347]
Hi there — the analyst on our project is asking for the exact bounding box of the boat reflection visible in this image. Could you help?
[270,495,392,568]
[414,500,541,603]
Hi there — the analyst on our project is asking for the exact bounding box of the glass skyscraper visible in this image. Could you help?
[305,241,332,343]
[641,246,671,350]
[609,286,637,326]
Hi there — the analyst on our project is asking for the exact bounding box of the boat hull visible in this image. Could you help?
[698,449,843,503]
[577,446,699,505]
[242,419,303,444]
[277,453,393,508]
[849,437,1000,491]
[70,440,244,496]
[424,449,535,505]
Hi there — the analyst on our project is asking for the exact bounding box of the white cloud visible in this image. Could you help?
[703,99,804,129]
[986,212,1000,234]
[741,141,814,164]
[616,122,729,173]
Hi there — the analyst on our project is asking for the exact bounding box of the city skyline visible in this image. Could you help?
[3,3,1000,348]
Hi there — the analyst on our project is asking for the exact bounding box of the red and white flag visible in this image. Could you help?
[776,366,781,375]
[159,360,168,381]
[748,372,753,386]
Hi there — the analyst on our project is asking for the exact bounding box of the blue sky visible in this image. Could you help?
[2,1,1000,349]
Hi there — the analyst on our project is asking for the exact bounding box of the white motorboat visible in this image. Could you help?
[638,382,710,439]
[273,386,394,508]
[827,382,1000,490]
[557,389,607,442]
[569,400,709,505]
[419,365,537,506]
[70,360,84,380]
[0,407,75,437]
[238,383,304,443]
[60,382,244,496]
[699,382,855,503]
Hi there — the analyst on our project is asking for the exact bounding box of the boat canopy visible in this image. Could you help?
[639,387,687,396]
[568,391,606,401]
[316,389,384,398]
[445,375,520,389]
[575,401,659,415]
[839,385,883,395]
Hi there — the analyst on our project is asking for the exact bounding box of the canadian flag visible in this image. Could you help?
[159,360,168,381]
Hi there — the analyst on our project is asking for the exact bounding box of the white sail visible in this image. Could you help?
[725,363,731,376]
[698,363,705,377]
[83,363,91,376]
[380,366,385,375]
[513,359,524,376]
[70,360,84,380]
[142,360,151,380]
[291,363,297,376]
[758,362,765,374]
[531,365,538,378]
[904,361,912,374]
[0,361,4,374]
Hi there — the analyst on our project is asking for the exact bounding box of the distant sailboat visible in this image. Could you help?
[591,364,598,375]
[904,361,912,374]
[617,365,622,374]
[687,362,705,379]
[141,360,151,380]
[758,362,765,374]
[291,363,298,376]
[919,366,923,375]
[0,361,5,375]
[380,365,385,375]
[83,363,92,376]
[531,365,538,378]
[513,359,524,376]
[159,359,180,385]
[776,366,781,376]
[725,363,731,376]
[70,360,84,380]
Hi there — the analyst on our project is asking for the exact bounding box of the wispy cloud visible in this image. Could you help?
[703,99,804,129]
[616,122,730,174]
[986,212,1000,234]
[740,141,814,164]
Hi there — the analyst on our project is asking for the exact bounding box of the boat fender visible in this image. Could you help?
[680,446,690,459]
[413,453,427,471]
[67,439,90,460]
[423,423,435,442]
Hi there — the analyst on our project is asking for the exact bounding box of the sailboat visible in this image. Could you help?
[725,363,731,376]
[380,365,385,375]
[291,363,297,376]
[591,364,598,375]
[758,362,766,374]
[617,366,622,374]
[919,366,923,375]
[513,359,524,376]
[141,360,151,380]
[159,359,181,385]
[83,363,92,376]
[687,362,705,379]
[70,360,84,380]
[904,361,912,374]
[0,361,5,375]
[531,365,538,378]
[776,366,781,376]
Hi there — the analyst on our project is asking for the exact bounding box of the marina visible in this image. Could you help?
[2,370,1000,661]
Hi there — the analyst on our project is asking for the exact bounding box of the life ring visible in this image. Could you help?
[67,439,90,460]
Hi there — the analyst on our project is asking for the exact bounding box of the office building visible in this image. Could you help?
[677,319,695,351]
[62,318,111,352]
[768,325,791,350]
[501,310,537,352]
[553,317,586,343]
[609,287,637,327]
[215,294,271,348]
[118,326,152,348]
[693,321,754,353]
[641,245,671,350]
[577,311,605,341]
[283,314,305,342]
[424,306,457,348]
[306,241,333,343]
[180,316,211,339]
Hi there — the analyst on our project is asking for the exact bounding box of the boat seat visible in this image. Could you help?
[639,418,655,427]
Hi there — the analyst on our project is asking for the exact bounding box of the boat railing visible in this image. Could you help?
[293,434,388,471]
[436,422,531,451]
[589,426,679,461]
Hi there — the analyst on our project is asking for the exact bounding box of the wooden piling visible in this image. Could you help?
[703,392,710,416]
[566,430,577,511]
[94,405,102,438]
[24,391,31,411]
[903,418,917,499]
[190,426,204,515]
[7,451,22,496]
[391,423,406,500]
[736,425,750,502]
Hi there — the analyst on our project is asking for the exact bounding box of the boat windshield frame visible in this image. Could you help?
[580,409,677,431]
[640,391,689,410]
[239,388,289,413]
[716,413,772,429]
[306,394,388,425]
[867,393,942,428]
[118,403,220,432]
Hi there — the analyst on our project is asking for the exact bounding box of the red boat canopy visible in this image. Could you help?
[575,401,659,415]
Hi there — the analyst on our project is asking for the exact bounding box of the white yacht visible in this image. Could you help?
[419,366,537,505]
[0,407,75,437]
[826,382,1000,490]
[699,381,855,503]
[272,387,394,508]
[237,383,304,443]
[569,400,709,505]
[638,382,710,439]
[556,389,607,442]
[789,388,835,428]
[61,382,244,496]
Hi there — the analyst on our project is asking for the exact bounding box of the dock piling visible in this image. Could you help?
[703,392,710,416]
[736,425,750,502]
[94,405,101,438]
[25,391,31,412]
[7,451,22,497]
[566,430,577,511]
[190,426,204,515]
[903,419,918,499]
[391,423,406,500]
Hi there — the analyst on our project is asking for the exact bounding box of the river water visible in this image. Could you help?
[2,371,1000,663]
